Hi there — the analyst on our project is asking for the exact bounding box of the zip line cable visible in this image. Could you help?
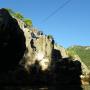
[42,0,72,22]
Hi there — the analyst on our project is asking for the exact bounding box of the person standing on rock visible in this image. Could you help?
[30,39,36,51]
[52,38,55,49]
[31,30,39,39]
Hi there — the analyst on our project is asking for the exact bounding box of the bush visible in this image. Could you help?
[14,13,24,20]
[47,35,53,39]
[23,19,32,28]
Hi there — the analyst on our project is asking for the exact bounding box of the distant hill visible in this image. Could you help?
[67,45,90,69]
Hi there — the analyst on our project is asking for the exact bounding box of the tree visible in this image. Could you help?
[47,35,53,39]
[14,13,24,20]
[23,19,32,28]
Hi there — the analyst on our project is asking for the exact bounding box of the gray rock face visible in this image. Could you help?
[17,22,68,71]
[21,28,53,71]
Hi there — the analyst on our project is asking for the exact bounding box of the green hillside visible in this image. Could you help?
[67,46,90,69]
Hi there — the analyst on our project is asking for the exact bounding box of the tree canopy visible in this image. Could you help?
[23,19,32,27]
[6,8,32,27]
[14,13,24,20]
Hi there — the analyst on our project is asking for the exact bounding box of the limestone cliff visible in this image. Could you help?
[23,28,53,70]
[9,9,88,77]
[17,17,89,75]
[15,15,89,80]
[16,19,68,71]
[0,8,89,85]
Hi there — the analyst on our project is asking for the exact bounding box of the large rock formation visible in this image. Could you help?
[18,24,68,71]
[0,8,84,86]
[15,17,68,71]
[0,8,26,73]
[18,19,88,85]
[19,28,53,71]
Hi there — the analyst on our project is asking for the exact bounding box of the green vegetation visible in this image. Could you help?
[14,13,24,20]
[67,46,90,69]
[6,8,32,27]
[23,19,32,27]
[6,8,23,19]
[47,34,53,39]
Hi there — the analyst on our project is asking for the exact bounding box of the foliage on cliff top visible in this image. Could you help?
[6,8,32,27]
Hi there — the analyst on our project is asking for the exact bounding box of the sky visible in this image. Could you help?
[0,0,90,48]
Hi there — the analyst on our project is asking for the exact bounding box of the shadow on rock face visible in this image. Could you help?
[54,58,82,86]
[52,49,62,60]
[0,8,83,89]
[0,8,26,73]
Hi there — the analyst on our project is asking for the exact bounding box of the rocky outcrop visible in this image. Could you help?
[73,55,90,85]
[0,8,83,86]
[14,16,68,71]
[54,44,68,58]
[20,28,53,71]
[18,23,68,71]
[73,55,90,75]
[0,8,26,73]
